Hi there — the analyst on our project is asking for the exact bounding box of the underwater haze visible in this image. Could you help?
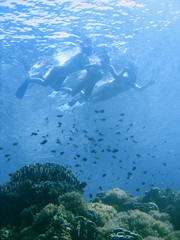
[0,0,180,200]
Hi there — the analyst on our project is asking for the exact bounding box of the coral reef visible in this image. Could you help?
[58,192,88,216]
[143,188,180,230]
[0,163,86,227]
[107,228,142,240]
[72,216,97,240]
[93,188,131,206]
[93,188,159,213]
[0,163,180,240]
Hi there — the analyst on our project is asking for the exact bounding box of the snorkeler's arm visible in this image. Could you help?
[133,80,155,91]
[108,65,118,79]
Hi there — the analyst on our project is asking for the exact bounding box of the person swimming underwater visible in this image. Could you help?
[62,56,154,106]
[15,38,93,99]
[89,60,155,102]
[60,50,116,104]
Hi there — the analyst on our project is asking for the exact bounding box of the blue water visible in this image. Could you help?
[0,0,180,200]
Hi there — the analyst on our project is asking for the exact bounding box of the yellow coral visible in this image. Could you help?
[88,202,117,227]
[32,204,57,232]
[102,209,173,238]
[58,191,88,216]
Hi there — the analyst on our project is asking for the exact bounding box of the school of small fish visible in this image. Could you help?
[0,107,178,198]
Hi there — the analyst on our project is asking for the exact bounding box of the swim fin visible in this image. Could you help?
[15,79,30,99]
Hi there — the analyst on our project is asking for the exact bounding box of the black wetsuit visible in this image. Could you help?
[44,52,90,91]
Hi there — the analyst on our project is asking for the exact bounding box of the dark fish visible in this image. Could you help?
[136,188,140,192]
[75,164,81,167]
[56,114,63,117]
[31,132,38,136]
[0,147,4,150]
[100,118,106,121]
[60,152,64,155]
[4,154,10,157]
[76,154,81,158]
[82,157,87,162]
[91,150,97,153]
[56,139,62,145]
[127,172,132,179]
[132,167,136,171]
[112,149,118,153]
[51,150,56,153]
[57,122,62,128]
[94,109,104,114]
[136,154,141,157]
[127,172,132,176]
[40,140,47,145]
[120,113,125,116]
[102,174,107,177]
[45,117,49,123]
[98,186,102,191]
[13,142,18,146]
[99,132,104,136]
[42,135,48,138]
[163,162,167,166]
[149,184,155,187]
[99,109,104,113]
[98,138,104,142]
[88,137,95,142]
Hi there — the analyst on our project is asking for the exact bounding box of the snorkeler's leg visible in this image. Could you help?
[15,78,31,99]
[83,83,96,100]
[69,81,86,96]
[15,77,45,99]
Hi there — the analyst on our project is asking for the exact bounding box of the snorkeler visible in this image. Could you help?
[90,60,155,102]
[15,38,93,99]
[63,54,154,106]
[61,50,115,104]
